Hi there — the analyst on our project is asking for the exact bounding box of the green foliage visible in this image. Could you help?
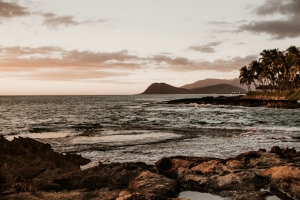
[239,46,300,92]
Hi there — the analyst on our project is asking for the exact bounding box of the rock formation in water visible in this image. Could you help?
[167,95,300,109]
[1,136,300,199]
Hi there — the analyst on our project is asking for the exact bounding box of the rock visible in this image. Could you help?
[282,147,297,158]
[170,158,195,170]
[2,188,121,200]
[260,166,300,199]
[1,138,298,200]
[233,191,272,200]
[52,162,153,191]
[128,171,178,199]
[0,136,90,193]
[192,160,234,174]
[155,157,173,171]
[270,146,283,157]
[226,160,243,169]
[167,96,300,109]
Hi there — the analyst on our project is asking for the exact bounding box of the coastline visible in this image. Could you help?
[167,95,300,109]
[1,136,300,200]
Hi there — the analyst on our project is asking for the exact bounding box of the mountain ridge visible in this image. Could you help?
[181,78,255,91]
[142,82,246,94]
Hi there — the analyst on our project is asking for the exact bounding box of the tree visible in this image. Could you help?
[240,46,300,92]
[239,66,252,91]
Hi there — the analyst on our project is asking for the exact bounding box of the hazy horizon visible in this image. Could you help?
[1,0,299,95]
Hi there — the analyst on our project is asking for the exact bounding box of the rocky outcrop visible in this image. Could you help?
[155,148,300,200]
[1,136,300,200]
[167,96,300,109]
[0,136,90,195]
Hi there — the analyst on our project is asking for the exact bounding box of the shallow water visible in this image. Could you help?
[178,191,225,200]
[1,94,299,166]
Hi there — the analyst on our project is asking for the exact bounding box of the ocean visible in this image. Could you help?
[1,95,299,168]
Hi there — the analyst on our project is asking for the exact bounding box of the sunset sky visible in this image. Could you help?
[0,0,300,95]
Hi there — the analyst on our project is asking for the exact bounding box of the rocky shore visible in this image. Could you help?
[1,136,300,199]
[167,96,300,109]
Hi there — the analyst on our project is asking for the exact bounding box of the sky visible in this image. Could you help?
[0,0,299,95]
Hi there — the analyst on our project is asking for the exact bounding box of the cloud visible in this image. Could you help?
[207,21,232,26]
[151,55,192,65]
[0,0,106,28]
[239,17,300,39]
[41,12,107,28]
[153,54,257,72]
[0,46,141,80]
[238,0,300,39]
[0,45,257,81]
[28,70,128,81]
[255,0,300,16]
[188,41,222,53]
[0,0,30,18]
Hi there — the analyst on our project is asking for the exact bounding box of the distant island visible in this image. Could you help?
[141,78,247,94]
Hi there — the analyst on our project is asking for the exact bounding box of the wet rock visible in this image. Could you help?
[1,138,299,200]
[52,162,153,191]
[226,160,243,169]
[0,136,90,194]
[260,166,300,200]
[192,160,234,174]
[155,157,173,171]
[2,188,121,200]
[233,191,271,200]
[282,147,297,159]
[270,146,283,157]
[167,96,300,109]
[128,171,178,198]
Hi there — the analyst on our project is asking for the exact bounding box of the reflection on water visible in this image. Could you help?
[267,196,280,200]
[178,191,225,200]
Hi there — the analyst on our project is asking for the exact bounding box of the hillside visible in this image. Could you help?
[141,83,246,94]
[181,78,255,91]
[142,83,190,94]
[191,84,246,94]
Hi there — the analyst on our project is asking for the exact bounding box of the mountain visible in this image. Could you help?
[142,83,190,94]
[181,78,255,91]
[191,84,246,94]
[141,83,246,94]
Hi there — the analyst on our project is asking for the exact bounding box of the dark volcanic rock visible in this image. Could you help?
[154,149,299,199]
[1,137,300,200]
[167,96,300,109]
[0,136,90,194]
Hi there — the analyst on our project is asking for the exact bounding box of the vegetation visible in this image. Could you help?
[246,90,300,100]
[239,46,300,92]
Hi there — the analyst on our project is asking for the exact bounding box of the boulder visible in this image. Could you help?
[0,136,90,193]
[260,166,300,199]
[128,171,178,198]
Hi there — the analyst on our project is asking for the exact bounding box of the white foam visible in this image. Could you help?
[5,132,74,141]
[71,132,180,144]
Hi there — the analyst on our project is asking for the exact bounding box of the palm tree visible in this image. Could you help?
[248,59,261,88]
[240,46,300,92]
[286,46,300,89]
[239,66,251,91]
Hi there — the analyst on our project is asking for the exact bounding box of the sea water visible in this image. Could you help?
[0,94,299,168]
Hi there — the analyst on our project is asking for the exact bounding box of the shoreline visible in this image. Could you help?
[167,95,300,109]
[1,136,300,200]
